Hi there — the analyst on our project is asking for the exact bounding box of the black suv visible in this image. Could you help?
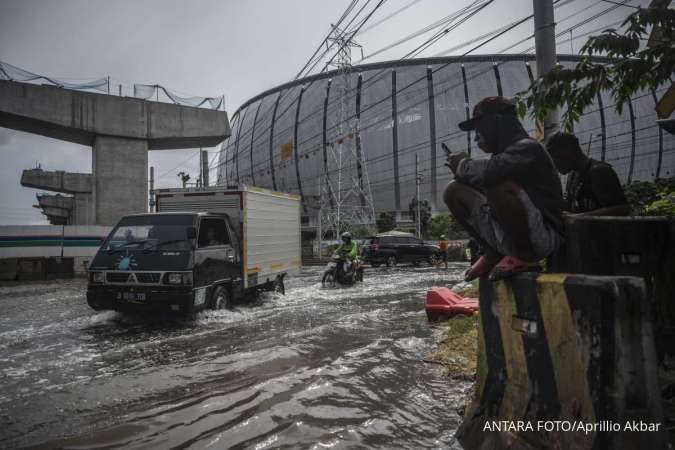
[362,233,442,267]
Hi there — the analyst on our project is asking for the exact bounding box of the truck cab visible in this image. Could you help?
[87,212,245,314]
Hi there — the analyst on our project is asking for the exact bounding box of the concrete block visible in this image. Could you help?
[45,257,73,279]
[0,258,17,281]
[73,256,91,275]
[458,273,667,450]
[16,258,46,281]
[548,216,675,362]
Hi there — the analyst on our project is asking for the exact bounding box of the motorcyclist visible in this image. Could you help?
[333,232,359,276]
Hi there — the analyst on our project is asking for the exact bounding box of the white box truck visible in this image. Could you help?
[86,186,301,314]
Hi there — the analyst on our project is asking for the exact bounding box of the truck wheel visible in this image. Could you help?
[273,276,285,295]
[386,255,397,267]
[211,286,232,310]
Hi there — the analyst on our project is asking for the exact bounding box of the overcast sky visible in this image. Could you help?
[0,0,641,225]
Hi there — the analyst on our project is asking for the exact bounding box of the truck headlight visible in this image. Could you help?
[90,272,104,283]
[167,273,183,284]
[165,273,193,285]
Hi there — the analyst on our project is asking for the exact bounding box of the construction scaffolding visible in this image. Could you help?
[318,25,376,244]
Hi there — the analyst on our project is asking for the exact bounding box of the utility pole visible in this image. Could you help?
[149,166,155,212]
[201,149,209,187]
[415,152,421,239]
[198,150,203,188]
[318,176,323,260]
[533,0,559,139]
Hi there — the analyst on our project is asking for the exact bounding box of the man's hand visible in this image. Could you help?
[446,152,469,175]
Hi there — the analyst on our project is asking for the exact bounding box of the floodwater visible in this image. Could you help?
[0,264,472,449]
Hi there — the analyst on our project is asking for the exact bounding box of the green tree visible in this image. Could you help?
[427,213,453,240]
[624,177,675,216]
[376,211,396,233]
[409,198,432,235]
[426,212,467,240]
[646,192,675,217]
[515,5,674,131]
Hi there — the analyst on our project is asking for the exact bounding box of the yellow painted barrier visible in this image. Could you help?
[457,273,667,450]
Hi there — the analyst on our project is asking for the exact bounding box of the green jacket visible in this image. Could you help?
[335,241,358,259]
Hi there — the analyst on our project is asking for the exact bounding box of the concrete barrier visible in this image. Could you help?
[548,216,675,365]
[0,258,17,280]
[457,273,668,450]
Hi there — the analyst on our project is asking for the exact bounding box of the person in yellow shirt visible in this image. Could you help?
[438,234,449,270]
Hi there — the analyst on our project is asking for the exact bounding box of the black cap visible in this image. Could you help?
[458,96,518,131]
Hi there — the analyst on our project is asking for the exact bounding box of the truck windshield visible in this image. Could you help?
[105,215,194,252]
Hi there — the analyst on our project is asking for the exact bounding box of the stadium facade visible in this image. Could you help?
[217,54,672,229]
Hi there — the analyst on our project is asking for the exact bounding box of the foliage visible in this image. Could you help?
[645,192,675,217]
[351,226,372,239]
[409,198,432,235]
[425,212,465,240]
[515,6,675,130]
[376,211,396,233]
[624,177,675,216]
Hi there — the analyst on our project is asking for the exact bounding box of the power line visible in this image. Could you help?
[157,149,201,179]
[356,0,424,36]
[599,0,640,8]
[220,0,644,186]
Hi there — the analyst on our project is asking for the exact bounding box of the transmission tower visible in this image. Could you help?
[318,25,376,245]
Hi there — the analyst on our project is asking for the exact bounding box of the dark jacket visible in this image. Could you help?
[566,158,627,213]
[455,117,564,232]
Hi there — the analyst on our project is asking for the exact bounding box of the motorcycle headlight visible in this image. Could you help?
[90,272,104,283]
[167,273,183,284]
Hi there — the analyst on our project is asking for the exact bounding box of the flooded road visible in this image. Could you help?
[1,264,471,449]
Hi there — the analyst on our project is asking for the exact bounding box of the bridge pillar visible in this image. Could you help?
[92,136,148,225]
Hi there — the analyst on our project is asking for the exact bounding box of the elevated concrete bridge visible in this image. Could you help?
[21,169,94,225]
[1,80,230,225]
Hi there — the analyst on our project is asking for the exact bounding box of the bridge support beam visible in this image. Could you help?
[92,136,148,225]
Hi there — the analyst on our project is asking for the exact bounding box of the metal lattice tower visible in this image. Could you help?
[318,25,376,242]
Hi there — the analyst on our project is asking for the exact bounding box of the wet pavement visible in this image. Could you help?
[1,264,472,449]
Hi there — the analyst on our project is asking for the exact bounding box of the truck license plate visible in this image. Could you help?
[117,292,146,302]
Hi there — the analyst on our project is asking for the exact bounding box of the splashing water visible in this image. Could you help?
[0,264,471,449]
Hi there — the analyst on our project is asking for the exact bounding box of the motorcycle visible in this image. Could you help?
[322,254,364,287]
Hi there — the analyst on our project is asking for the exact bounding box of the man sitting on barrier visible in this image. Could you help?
[443,96,565,281]
[546,131,630,216]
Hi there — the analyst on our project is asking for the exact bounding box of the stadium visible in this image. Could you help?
[217,54,673,231]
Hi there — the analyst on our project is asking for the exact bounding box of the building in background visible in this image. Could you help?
[217,54,674,234]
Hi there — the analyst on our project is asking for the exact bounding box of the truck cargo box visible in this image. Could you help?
[155,186,301,289]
